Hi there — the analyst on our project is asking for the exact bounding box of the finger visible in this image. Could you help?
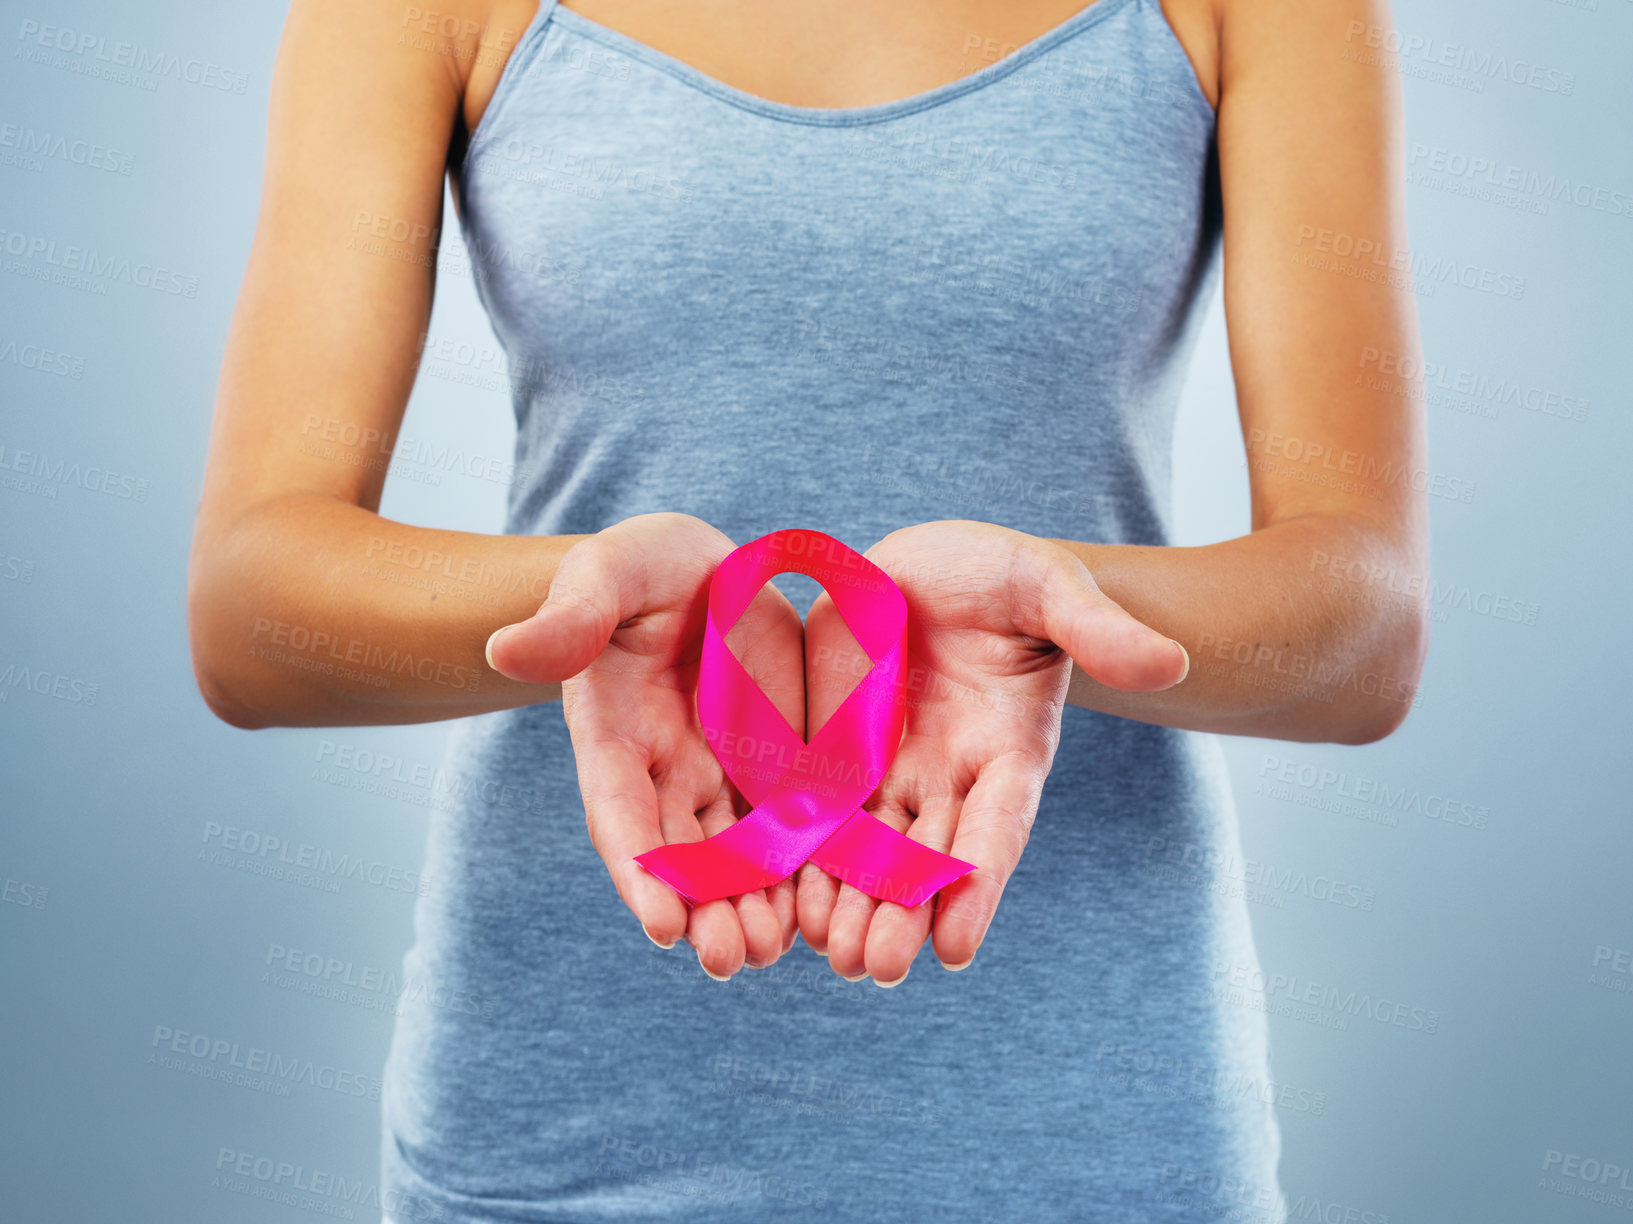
[863,786,961,986]
[710,768,800,964]
[795,861,842,955]
[672,779,751,980]
[797,591,866,956]
[823,796,915,980]
[692,783,782,971]
[576,734,690,949]
[733,890,786,969]
[486,539,632,684]
[619,703,718,943]
[713,579,804,963]
[489,515,733,684]
[766,875,799,955]
[653,744,717,849]
[823,879,879,982]
[931,752,1045,971]
[1034,549,1189,693]
[687,897,746,981]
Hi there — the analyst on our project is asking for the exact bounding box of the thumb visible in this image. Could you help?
[485,557,626,685]
[1036,553,1189,693]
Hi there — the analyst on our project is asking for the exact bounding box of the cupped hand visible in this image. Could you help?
[485,512,805,979]
[796,520,1189,984]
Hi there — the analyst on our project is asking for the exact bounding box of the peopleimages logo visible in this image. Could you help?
[249,618,482,693]
[262,942,495,1019]
[711,1053,941,1125]
[0,122,134,175]
[0,443,149,501]
[1258,754,1490,830]
[212,1148,446,1221]
[1542,1148,1633,1191]
[0,338,85,379]
[1407,144,1631,218]
[1094,1041,1329,1116]
[1212,961,1441,1034]
[1145,835,1377,910]
[594,1135,829,1209]
[1357,347,1590,425]
[1342,21,1577,95]
[0,227,199,297]
[199,821,430,897]
[15,20,250,94]
[1157,1164,1395,1224]
[150,1025,381,1100]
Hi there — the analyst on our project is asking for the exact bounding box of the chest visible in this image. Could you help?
[465,0,1219,133]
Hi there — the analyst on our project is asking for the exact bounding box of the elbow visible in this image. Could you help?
[186,548,271,732]
[192,652,271,731]
[1332,596,1431,746]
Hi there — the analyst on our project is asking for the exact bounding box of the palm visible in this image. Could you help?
[797,520,1187,983]
[491,513,804,977]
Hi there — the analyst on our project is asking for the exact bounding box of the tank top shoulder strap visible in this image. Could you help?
[467,0,561,156]
[511,0,558,49]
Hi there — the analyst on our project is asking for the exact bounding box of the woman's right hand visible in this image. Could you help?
[485,512,805,978]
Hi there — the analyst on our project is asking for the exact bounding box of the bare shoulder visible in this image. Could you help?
[448,0,546,137]
[1208,0,1403,99]
[1153,0,1222,110]
[311,0,540,139]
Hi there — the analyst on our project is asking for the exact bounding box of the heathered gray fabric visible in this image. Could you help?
[379,0,1285,1219]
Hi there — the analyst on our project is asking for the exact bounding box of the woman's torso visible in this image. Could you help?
[380,1,1284,1219]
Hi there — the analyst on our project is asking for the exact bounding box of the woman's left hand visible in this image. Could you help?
[797,520,1190,983]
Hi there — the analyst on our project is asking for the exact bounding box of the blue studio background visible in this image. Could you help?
[2,0,1630,1220]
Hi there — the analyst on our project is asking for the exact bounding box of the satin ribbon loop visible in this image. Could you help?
[635,529,975,908]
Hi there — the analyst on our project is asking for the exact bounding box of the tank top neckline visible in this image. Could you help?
[483,0,1203,130]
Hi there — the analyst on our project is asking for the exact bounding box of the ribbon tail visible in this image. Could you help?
[636,818,808,906]
[808,812,976,909]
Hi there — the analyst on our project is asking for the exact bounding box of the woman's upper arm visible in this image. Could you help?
[196,0,475,541]
[1214,0,1428,549]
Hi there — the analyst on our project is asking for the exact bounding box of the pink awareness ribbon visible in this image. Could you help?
[635,529,975,909]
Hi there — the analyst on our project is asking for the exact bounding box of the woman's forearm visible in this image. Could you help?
[1053,513,1429,744]
[187,491,586,729]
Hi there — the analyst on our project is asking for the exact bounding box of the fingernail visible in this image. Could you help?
[840,971,868,982]
[701,963,733,982]
[874,969,910,988]
[484,625,514,672]
[942,957,975,972]
[642,926,675,950]
[1169,638,1190,683]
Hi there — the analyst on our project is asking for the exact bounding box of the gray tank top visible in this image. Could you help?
[381,1,1284,1218]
